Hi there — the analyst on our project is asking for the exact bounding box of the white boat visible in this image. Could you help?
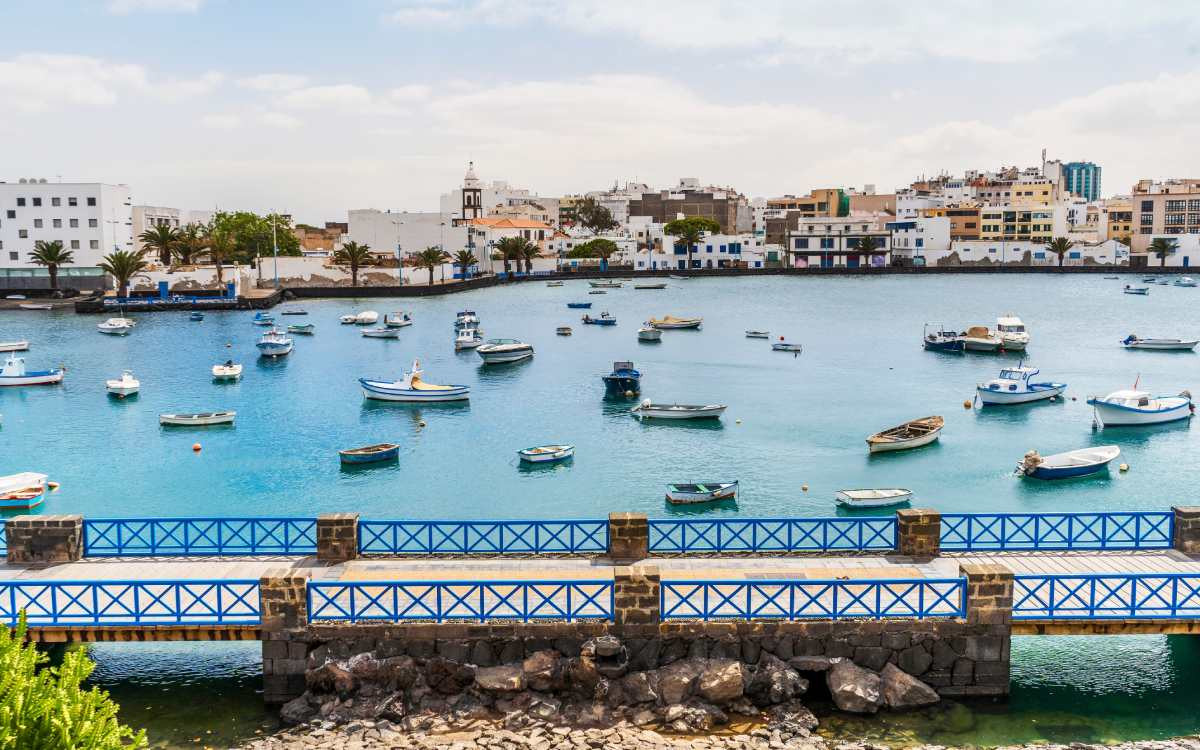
[256,330,294,357]
[517,444,574,463]
[976,366,1066,405]
[0,355,64,387]
[745,331,770,339]
[1086,389,1193,426]
[866,416,943,453]
[1124,286,1150,295]
[0,341,29,352]
[545,281,564,287]
[4,295,26,300]
[105,370,139,398]
[355,311,379,325]
[996,314,1029,351]
[1121,335,1199,351]
[668,275,687,281]
[1176,277,1198,287]
[637,326,662,342]
[455,326,485,350]
[340,314,358,324]
[211,361,243,381]
[97,318,135,335]
[384,312,413,328]
[0,472,49,510]
[361,327,401,339]
[772,341,803,353]
[666,481,738,504]
[159,411,236,426]
[631,399,726,420]
[556,326,572,336]
[1020,445,1121,480]
[18,303,52,311]
[360,359,469,402]
[835,488,913,509]
[589,281,622,288]
[649,315,702,330]
[455,310,480,327]
[477,339,534,364]
[634,283,667,290]
[960,326,1003,352]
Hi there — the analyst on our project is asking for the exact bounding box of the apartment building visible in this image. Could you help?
[787,215,892,268]
[1129,179,1200,264]
[131,205,215,258]
[627,182,751,235]
[917,206,981,240]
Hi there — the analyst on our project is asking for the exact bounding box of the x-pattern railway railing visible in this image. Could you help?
[940,512,1173,551]
[307,580,613,623]
[660,578,965,621]
[648,518,896,553]
[82,518,317,557]
[357,520,607,555]
[0,580,260,626]
[1013,574,1200,619]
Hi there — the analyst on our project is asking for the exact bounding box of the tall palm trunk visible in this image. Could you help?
[428,267,435,285]
[351,262,359,287]
[48,265,59,291]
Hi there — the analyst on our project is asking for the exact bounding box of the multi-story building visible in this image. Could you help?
[786,215,892,268]
[895,188,944,220]
[1129,179,1200,264]
[885,216,951,264]
[1103,198,1133,244]
[440,163,557,227]
[627,181,751,235]
[640,228,766,271]
[765,188,846,217]
[978,204,1067,245]
[846,185,896,215]
[1059,161,1102,202]
[293,222,347,256]
[0,179,132,290]
[131,205,215,259]
[917,206,981,240]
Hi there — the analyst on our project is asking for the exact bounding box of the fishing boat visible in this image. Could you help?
[1104,276,1120,280]
[0,341,29,352]
[835,488,913,509]
[1086,388,1193,426]
[567,302,592,309]
[588,290,607,295]
[18,303,52,311]
[189,312,204,321]
[385,311,413,328]
[159,411,236,426]
[960,326,1003,352]
[638,325,662,342]
[339,443,400,464]
[477,339,534,364]
[355,311,380,325]
[1020,445,1120,480]
[1124,285,1150,295]
[923,324,964,353]
[1142,277,1158,283]
[360,359,470,401]
[105,370,139,398]
[361,327,401,339]
[287,323,315,334]
[665,481,738,505]
[97,318,134,335]
[582,313,617,326]
[632,399,726,420]
[977,366,1066,405]
[340,314,358,324]
[995,314,1029,351]
[603,361,641,396]
[252,312,275,326]
[1177,277,1199,287]
[256,330,294,357]
[772,339,803,353]
[589,281,622,288]
[0,355,64,386]
[556,326,572,336]
[668,275,687,281]
[1121,335,1199,351]
[649,315,702,330]
[634,283,667,290]
[454,326,485,350]
[211,361,243,381]
[280,309,308,316]
[545,281,564,287]
[517,444,574,464]
[745,330,770,339]
[866,416,944,453]
[454,311,479,328]
[0,472,49,510]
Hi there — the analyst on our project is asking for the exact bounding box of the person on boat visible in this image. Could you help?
[225,359,233,367]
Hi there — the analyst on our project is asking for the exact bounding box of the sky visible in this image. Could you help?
[2,0,1199,223]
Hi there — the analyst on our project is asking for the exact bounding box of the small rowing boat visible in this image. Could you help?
[18,303,52,311]
[567,302,592,309]
[1121,335,1199,351]
[589,281,622,288]
[546,281,564,287]
[772,340,802,353]
[287,323,315,334]
[159,411,236,426]
[632,399,726,420]
[634,283,667,290]
[189,312,204,321]
[745,331,769,339]
[835,488,912,509]
[649,315,702,330]
[0,341,29,352]
[1124,286,1150,295]
[362,327,401,339]
[866,415,943,453]
[339,443,400,464]
[0,472,49,510]
[556,326,572,336]
[280,309,308,316]
[1020,445,1120,480]
[252,312,275,326]
[517,444,574,463]
[666,481,738,504]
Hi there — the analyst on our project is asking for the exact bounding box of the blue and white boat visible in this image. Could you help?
[923,323,964,353]
[252,312,275,326]
[1086,387,1193,426]
[517,444,574,464]
[0,472,49,510]
[1020,445,1120,480]
[976,366,1066,405]
[454,311,479,329]
[1123,286,1150,295]
[339,443,400,465]
[360,359,469,402]
[603,361,641,396]
[256,330,294,357]
[582,313,617,326]
[567,302,592,309]
[0,355,64,386]
[190,312,204,321]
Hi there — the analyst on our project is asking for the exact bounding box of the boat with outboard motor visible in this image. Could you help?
[212,361,243,381]
[1121,335,1199,351]
[923,324,964,353]
[648,315,701,330]
[0,355,64,386]
[256,330,294,357]
[603,361,641,395]
[97,317,135,335]
[105,370,140,398]
[1086,387,1193,426]
[976,365,1066,405]
[1019,445,1120,480]
[360,359,470,401]
[385,312,413,328]
[477,338,534,364]
[518,445,574,464]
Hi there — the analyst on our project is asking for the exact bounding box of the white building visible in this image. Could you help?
[346,209,470,259]
[0,179,132,290]
[922,238,1126,266]
[787,215,892,268]
[895,189,944,220]
[886,216,951,263]
[131,205,214,258]
[439,163,557,227]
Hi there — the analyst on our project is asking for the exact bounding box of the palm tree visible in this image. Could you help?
[664,217,721,270]
[99,250,149,298]
[413,247,450,286]
[174,223,206,266]
[518,242,540,274]
[857,235,878,258]
[205,226,235,287]
[27,239,75,291]
[593,241,615,271]
[493,237,531,277]
[453,249,478,280]
[138,224,181,266]
[1149,237,1178,267]
[1045,236,1075,268]
[332,241,374,287]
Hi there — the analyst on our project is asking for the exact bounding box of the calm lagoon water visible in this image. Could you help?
[5,274,1200,747]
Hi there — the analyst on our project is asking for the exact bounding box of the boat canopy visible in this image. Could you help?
[998,367,1038,380]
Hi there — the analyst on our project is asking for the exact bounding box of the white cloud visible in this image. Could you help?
[201,113,241,130]
[236,73,310,92]
[107,0,203,13]
[387,84,431,102]
[259,112,303,130]
[0,53,220,113]
[278,84,374,110]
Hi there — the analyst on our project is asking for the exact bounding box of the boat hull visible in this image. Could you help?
[603,375,640,395]
[360,379,469,402]
[0,341,29,352]
[977,383,1066,405]
[1023,446,1120,480]
[477,350,534,364]
[772,344,802,352]
[0,488,45,510]
[97,326,131,335]
[666,482,738,504]
[633,405,726,420]
[159,413,235,426]
[1123,341,1199,351]
[212,367,242,380]
[835,490,912,508]
[257,343,294,356]
[518,446,574,463]
[107,386,138,398]
[962,338,1002,351]
[567,303,592,309]
[0,371,64,387]
[339,445,400,464]
[867,429,940,453]
[1087,401,1193,426]
[1026,462,1111,480]
[637,329,661,342]
[923,338,964,352]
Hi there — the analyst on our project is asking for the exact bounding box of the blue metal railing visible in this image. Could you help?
[940,512,1173,551]
[1013,573,1200,620]
[82,518,317,557]
[660,578,965,621]
[357,520,607,555]
[307,580,613,623]
[648,517,896,553]
[0,580,260,626]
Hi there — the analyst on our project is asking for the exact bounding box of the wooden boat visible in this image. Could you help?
[567,302,592,309]
[287,323,315,334]
[634,283,667,290]
[589,281,622,288]
[1121,335,1199,351]
[0,341,29,352]
[603,361,640,395]
[1124,286,1150,295]
[211,361,243,381]
[361,359,470,401]
[339,442,400,465]
[556,326,572,336]
[638,326,662,342]
[960,326,1002,352]
[923,324,963,353]
[1086,388,1193,426]
[19,303,52,311]
[632,399,726,420]
[745,331,770,339]
[649,315,702,330]
[97,318,134,335]
[385,312,413,328]
[666,481,738,504]
[518,444,574,464]
[582,313,617,326]
[0,472,49,510]
[280,309,309,316]
[189,312,204,321]
[772,341,803,353]
[256,330,294,356]
[0,355,64,386]
[477,339,534,364]
[159,411,236,426]
[545,281,564,287]
[866,416,943,453]
[105,370,139,398]
[977,366,1066,405]
[361,327,401,339]
[1020,445,1120,480]
[835,488,912,509]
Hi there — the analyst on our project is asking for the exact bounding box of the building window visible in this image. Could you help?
[33,219,42,228]
[89,240,99,249]
[70,240,80,249]
[794,238,808,249]
[18,229,28,238]
[51,197,60,207]
[1166,200,1185,212]
[52,218,61,228]
[1141,214,1154,226]
[7,252,15,261]
[87,197,97,206]
[915,239,923,248]
[16,198,25,207]
[820,238,834,249]
[88,219,98,228]
[705,245,712,252]
[69,218,78,228]
[4,210,12,219]
[32,197,41,207]
[68,197,77,207]
[1141,200,1154,212]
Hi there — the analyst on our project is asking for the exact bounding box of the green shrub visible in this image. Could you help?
[0,615,146,749]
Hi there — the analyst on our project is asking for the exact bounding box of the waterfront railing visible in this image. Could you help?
[82,518,317,557]
[940,512,1173,551]
[1013,573,1200,619]
[0,579,260,627]
[647,517,896,553]
[357,519,607,555]
[660,578,966,621]
[306,580,614,623]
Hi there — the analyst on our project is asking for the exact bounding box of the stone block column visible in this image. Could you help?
[896,508,941,558]
[613,565,660,626]
[260,569,310,704]
[1172,506,1200,553]
[960,562,1013,626]
[5,515,84,564]
[608,512,648,562]
[316,513,359,563]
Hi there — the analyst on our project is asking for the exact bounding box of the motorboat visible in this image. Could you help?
[287,323,315,334]
[1176,277,1198,287]
[995,314,1029,351]
[454,311,479,328]
[361,327,401,339]
[252,312,275,326]
[976,366,1066,405]
[340,314,358,324]
[866,415,943,453]
[105,370,139,398]
[582,313,617,326]
[477,339,534,364]
[212,361,243,381]
[634,283,667,290]
[668,275,688,280]
[1020,445,1120,480]
[835,488,912,509]
[385,311,413,328]
[589,281,622,288]
[923,324,964,353]
[517,444,574,464]
[1124,285,1150,295]
[97,318,134,335]
[360,359,470,401]
[339,443,400,465]
[159,411,236,426]
[960,326,1003,352]
[1121,335,1198,351]
[638,325,662,342]
[745,331,770,339]
[1086,388,1193,426]
[772,340,803,353]
[567,302,592,309]
[588,290,607,295]
[1142,277,1158,283]
[1104,276,1120,280]
[454,326,485,351]
[0,341,29,352]
[0,356,64,386]
[1157,279,1171,285]
[666,481,738,505]
[355,311,380,325]
[4,295,25,300]
[649,315,702,330]
[545,281,564,287]
[603,361,641,396]
[0,472,49,510]
[280,309,308,316]
[556,326,572,336]
[631,399,726,420]
[189,312,204,321]
[19,303,52,311]
[256,330,294,357]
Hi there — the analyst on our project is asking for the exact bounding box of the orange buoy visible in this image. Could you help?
[192,443,202,452]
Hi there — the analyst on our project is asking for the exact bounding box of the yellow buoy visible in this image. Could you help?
[1119,463,1129,472]
[801,484,809,492]
[192,443,202,452]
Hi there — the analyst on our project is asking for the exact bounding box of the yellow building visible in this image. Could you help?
[979,206,1060,243]
[917,206,981,240]
[1104,198,1132,244]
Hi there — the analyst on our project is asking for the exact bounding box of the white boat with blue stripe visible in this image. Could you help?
[976,366,1066,405]
[256,330,294,357]
[1020,445,1120,480]
[360,359,469,402]
[1086,387,1193,426]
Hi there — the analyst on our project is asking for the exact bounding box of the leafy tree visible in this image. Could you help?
[413,246,450,285]
[493,237,534,277]
[207,211,301,264]
[99,250,150,298]
[332,241,374,287]
[28,239,75,291]
[566,238,619,259]
[173,223,206,266]
[574,197,618,233]
[204,225,235,287]
[138,224,180,266]
[453,249,478,279]
[1149,237,1178,267]
[856,235,879,254]
[664,217,721,269]
[1044,236,1075,268]
[0,615,147,749]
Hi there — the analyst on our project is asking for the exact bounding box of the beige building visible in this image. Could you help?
[1104,198,1133,245]
[1129,179,1200,262]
